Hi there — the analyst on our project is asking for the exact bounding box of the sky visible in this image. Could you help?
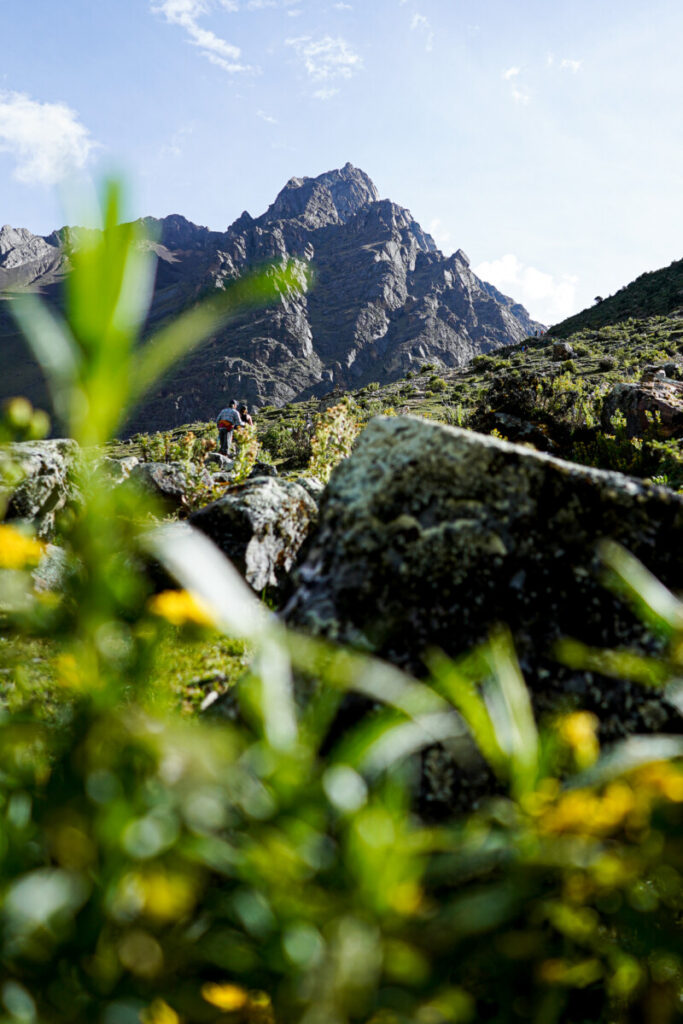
[1,0,682,325]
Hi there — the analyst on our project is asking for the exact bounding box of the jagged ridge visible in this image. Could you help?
[0,164,541,433]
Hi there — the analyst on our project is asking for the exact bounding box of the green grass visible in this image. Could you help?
[0,629,248,716]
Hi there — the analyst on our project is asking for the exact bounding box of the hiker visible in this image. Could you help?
[216,400,243,455]
[239,404,254,427]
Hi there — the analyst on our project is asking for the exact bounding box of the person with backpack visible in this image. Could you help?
[216,400,243,455]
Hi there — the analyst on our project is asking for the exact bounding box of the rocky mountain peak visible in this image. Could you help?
[1,165,542,433]
[138,213,213,251]
[262,162,380,230]
[0,224,36,255]
[0,224,60,272]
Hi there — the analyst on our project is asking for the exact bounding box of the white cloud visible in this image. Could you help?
[257,109,278,123]
[313,87,339,100]
[428,218,451,251]
[410,13,434,52]
[286,35,362,82]
[160,124,195,158]
[560,58,583,72]
[333,1,353,8]
[501,65,529,103]
[474,253,579,325]
[511,86,530,105]
[150,0,248,72]
[0,91,97,186]
[247,0,276,7]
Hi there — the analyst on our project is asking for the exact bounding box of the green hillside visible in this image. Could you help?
[120,307,683,493]
[551,257,683,337]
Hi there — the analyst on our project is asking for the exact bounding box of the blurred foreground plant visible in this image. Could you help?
[1,182,683,1024]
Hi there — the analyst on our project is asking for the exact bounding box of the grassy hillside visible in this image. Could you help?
[551,258,683,337]
[120,307,683,493]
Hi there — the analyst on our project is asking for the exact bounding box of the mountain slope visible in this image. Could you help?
[0,164,541,434]
[551,257,683,337]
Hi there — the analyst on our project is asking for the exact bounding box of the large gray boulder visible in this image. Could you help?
[189,476,318,593]
[128,461,211,510]
[285,416,683,745]
[551,340,574,361]
[2,439,80,539]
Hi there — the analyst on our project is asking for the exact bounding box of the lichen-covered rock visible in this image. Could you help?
[98,455,139,481]
[205,453,234,472]
[3,439,80,539]
[189,476,318,593]
[601,379,683,438]
[31,544,69,592]
[295,475,326,503]
[128,461,211,509]
[470,411,557,452]
[247,460,279,480]
[641,361,683,382]
[285,416,683,747]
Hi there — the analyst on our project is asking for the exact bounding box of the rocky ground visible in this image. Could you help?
[3,303,683,813]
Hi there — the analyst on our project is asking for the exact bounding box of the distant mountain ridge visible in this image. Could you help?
[0,164,542,433]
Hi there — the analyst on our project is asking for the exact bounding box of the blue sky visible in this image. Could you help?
[1,0,682,324]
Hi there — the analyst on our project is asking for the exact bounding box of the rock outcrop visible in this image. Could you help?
[601,379,683,438]
[0,165,541,433]
[2,439,80,539]
[189,477,318,593]
[285,417,683,753]
[128,461,212,510]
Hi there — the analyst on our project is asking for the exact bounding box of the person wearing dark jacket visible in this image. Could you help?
[216,400,243,455]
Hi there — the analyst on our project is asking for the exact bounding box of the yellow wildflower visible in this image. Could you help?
[148,589,215,628]
[558,711,600,769]
[141,871,197,922]
[0,523,44,569]
[540,782,635,836]
[140,1000,180,1024]
[56,653,83,690]
[201,983,249,1011]
[632,762,683,802]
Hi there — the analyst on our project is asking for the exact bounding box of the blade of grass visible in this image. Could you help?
[599,539,683,636]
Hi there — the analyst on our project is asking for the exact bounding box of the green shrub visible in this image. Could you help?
[307,400,361,482]
[232,422,260,483]
[260,416,312,466]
